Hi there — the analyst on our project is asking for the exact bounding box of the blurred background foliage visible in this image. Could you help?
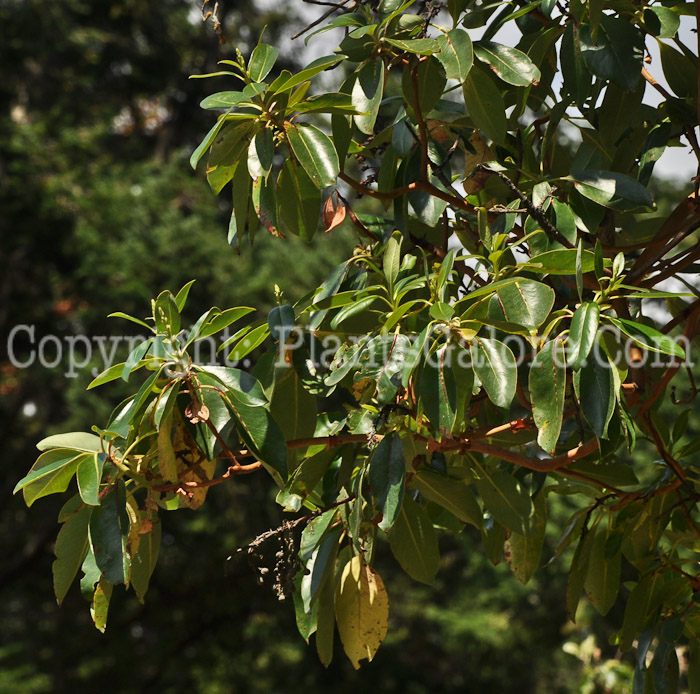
[0,1,692,691]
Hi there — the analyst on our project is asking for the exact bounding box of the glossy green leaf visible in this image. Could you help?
[190,112,231,170]
[200,91,247,110]
[227,394,288,486]
[584,517,621,615]
[389,496,440,585]
[529,337,566,455]
[412,468,481,528]
[475,466,532,534]
[130,519,161,603]
[14,449,82,507]
[247,127,275,181]
[607,317,685,359]
[37,432,102,453]
[277,157,321,240]
[301,527,341,612]
[403,57,446,116]
[573,350,614,438]
[88,483,131,585]
[270,367,317,443]
[153,290,180,336]
[474,41,541,87]
[491,278,555,329]
[76,453,107,506]
[295,92,357,115]
[285,122,339,189]
[579,16,644,91]
[357,333,412,406]
[471,337,516,409]
[368,432,406,531]
[436,29,473,81]
[526,248,597,274]
[252,175,282,237]
[568,170,653,211]
[248,43,278,82]
[419,346,457,433]
[352,59,385,135]
[463,67,507,144]
[560,22,591,106]
[53,503,92,605]
[504,493,547,585]
[568,302,600,369]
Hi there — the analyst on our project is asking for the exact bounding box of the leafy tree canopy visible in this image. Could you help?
[14,0,700,689]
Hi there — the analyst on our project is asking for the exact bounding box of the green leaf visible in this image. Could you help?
[88,483,131,585]
[88,363,131,390]
[567,528,593,621]
[383,233,401,289]
[568,170,654,211]
[526,248,597,274]
[504,492,547,585]
[643,7,679,39]
[560,22,591,106]
[357,333,412,406]
[529,337,566,455]
[285,122,340,189]
[579,16,644,91]
[471,337,516,409]
[90,576,114,633]
[463,66,507,144]
[475,465,532,534]
[53,503,92,605]
[491,278,555,329]
[403,57,446,116]
[474,40,541,86]
[270,367,317,443]
[389,496,440,585]
[277,158,321,240]
[37,432,102,453]
[334,556,389,670]
[121,338,152,381]
[76,453,107,506]
[199,91,247,110]
[412,468,482,528]
[190,112,231,170]
[301,526,341,612]
[315,562,336,666]
[228,158,252,247]
[368,432,406,531]
[568,302,600,370]
[130,519,161,603]
[352,59,385,135]
[436,29,473,81]
[584,517,621,615]
[383,38,439,55]
[14,449,82,507]
[198,307,255,340]
[227,396,288,485]
[419,346,457,434]
[607,317,685,359]
[247,127,275,181]
[573,349,614,438]
[659,43,698,100]
[270,56,346,94]
[252,175,282,237]
[153,290,180,336]
[248,43,278,81]
[294,92,357,115]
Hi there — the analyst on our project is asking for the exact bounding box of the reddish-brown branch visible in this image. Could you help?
[152,461,263,492]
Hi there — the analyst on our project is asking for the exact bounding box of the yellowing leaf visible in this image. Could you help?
[334,555,389,669]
